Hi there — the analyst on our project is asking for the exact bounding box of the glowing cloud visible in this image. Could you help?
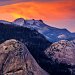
[0,1,75,32]
[0,1,74,20]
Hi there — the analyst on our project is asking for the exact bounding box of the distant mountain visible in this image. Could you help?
[13,18,75,42]
[0,20,12,25]
[0,18,75,42]
[0,39,49,75]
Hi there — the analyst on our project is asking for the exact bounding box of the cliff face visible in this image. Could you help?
[45,40,75,75]
[0,39,49,75]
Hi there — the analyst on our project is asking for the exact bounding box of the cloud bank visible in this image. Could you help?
[0,0,74,6]
[0,0,75,32]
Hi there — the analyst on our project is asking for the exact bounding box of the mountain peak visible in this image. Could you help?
[14,18,25,21]
[13,18,44,26]
[13,18,26,26]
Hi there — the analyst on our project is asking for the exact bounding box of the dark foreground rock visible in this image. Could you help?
[45,40,75,75]
[0,39,49,75]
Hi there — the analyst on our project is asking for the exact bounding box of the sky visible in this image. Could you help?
[0,0,75,32]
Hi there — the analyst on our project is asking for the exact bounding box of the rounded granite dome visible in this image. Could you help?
[45,40,75,65]
[44,40,75,75]
[0,39,49,75]
[13,18,26,26]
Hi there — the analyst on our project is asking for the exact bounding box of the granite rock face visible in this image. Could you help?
[0,39,49,75]
[45,40,75,75]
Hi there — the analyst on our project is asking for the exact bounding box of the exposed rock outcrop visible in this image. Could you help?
[45,40,75,75]
[0,39,49,75]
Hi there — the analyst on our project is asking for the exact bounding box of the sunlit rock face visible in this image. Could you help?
[44,40,75,75]
[0,39,49,75]
[13,18,44,26]
[13,18,26,26]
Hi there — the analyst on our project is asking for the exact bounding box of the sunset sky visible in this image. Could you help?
[0,0,75,32]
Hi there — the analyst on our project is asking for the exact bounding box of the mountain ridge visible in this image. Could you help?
[13,18,75,42]
[0,18,75,42]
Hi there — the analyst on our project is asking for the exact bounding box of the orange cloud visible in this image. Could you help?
[0,1,74,22]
